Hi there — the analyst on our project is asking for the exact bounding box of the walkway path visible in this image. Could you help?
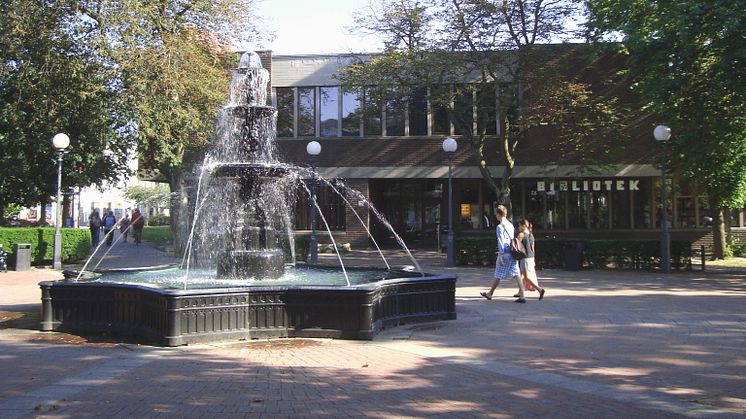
[0,242,744,417]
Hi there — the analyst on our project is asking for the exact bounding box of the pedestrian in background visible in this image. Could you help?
[120,213,130,243]
[103,210,117,246]
[88,210,102,248]
[131,209,145,245]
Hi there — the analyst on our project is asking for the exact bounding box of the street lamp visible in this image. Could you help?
[442,137,457,267]
[306,140,321,264]
[654,125,671,273]
[52,133,70,270]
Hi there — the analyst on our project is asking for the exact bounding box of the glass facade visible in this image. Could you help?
[319,87,338,137]
[273,84,497,139]
[298,87,315,137]
[408,88,428,136]
[275,88,294,138]
[341,90,361,136]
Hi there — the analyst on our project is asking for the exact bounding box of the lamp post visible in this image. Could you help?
[52,133,70,270]
[654,125,671,273]
[442,137,457,267]
[306,141,321,264]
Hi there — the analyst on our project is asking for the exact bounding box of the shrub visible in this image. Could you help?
[455,235,693,270]
[0,227,90,265]
[147,214,170,226]
[141,226,173,246]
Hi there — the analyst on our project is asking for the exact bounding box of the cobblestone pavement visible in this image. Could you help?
[0,241,745,418]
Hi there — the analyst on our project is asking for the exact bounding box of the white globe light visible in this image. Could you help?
[653,125,671,142]
[52,133,70,150]
[442,137,457,153]
[306,140,321,156]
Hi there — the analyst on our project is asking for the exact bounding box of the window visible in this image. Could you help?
[295,182,346,231]
[275,88,294,137]
[298,87,315,136]
[632,179,654,228]
[477,87,497,135]
[363,88,382,136]
[408,88,428,136]
[431,86,450,135]
[568,191,589,229]
[319,87,339,137]
[342,90,361,136]
[612,188,631,228]
[590,191,609,229]
[453,89,473,136]
[385,97,405,136]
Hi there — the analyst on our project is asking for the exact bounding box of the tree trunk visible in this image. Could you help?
[710,196,726,260]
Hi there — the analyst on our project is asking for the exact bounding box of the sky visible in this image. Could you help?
[252,0,383,55]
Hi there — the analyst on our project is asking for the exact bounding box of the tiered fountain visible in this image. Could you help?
[39,52,456,346]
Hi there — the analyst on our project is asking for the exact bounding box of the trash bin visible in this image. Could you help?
[13,243,32,271]
[562,242,583,271]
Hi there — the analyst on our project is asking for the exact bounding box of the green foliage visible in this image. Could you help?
[0,227,90,265]
[124,184,171,209]
[2,203,22,223]
[0,0,132,223]
[586,0,746,211]
[141,226,174,247]
[146,214,171,226]
[341,2,629,209]
[454,236,693,270]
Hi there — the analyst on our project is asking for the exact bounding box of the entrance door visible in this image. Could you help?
[370,180,443,248]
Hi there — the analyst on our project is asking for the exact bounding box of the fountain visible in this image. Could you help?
[38,52,457,346]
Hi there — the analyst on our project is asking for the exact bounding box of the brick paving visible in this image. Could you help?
[0,242,745,418]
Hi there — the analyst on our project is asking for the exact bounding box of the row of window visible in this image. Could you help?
[273,86,499,138]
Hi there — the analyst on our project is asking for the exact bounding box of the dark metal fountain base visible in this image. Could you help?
[39,271,457,346]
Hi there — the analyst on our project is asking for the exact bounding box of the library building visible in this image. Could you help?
[251,47,745,251]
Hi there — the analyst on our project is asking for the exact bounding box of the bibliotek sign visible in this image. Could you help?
[537,179,640,192]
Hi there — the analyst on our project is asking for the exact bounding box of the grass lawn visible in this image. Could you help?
[706,256,746,268]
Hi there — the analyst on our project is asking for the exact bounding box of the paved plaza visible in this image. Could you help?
[1,241,745,418]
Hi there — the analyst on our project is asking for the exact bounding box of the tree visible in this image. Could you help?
[124,184,171,209]
[74,0,263,249]
[586,0,746,258]
[0,0,132,224]
[340,0,626,214]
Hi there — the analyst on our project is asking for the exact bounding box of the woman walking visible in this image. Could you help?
[515,219,545,301]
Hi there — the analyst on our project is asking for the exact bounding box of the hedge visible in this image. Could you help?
[0,227,90,266]
[141,226,174,246]
[455,236,693,270]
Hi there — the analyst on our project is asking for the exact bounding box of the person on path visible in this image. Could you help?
[131,209,145,245]
[119,213,130,243]
[103,210,117,246]
[89,210,102,248]
[480,204,523,302]
[514,219,545,301]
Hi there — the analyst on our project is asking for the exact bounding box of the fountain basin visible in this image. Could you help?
[39,267,457,346]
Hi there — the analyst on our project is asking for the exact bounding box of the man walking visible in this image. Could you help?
[480,204,523,302]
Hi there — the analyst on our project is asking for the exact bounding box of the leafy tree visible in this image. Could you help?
[340,0,627,213]
[586,0,746,258]
[0,0,132,224]
[74,0,262,248]
[124,184,171,209]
